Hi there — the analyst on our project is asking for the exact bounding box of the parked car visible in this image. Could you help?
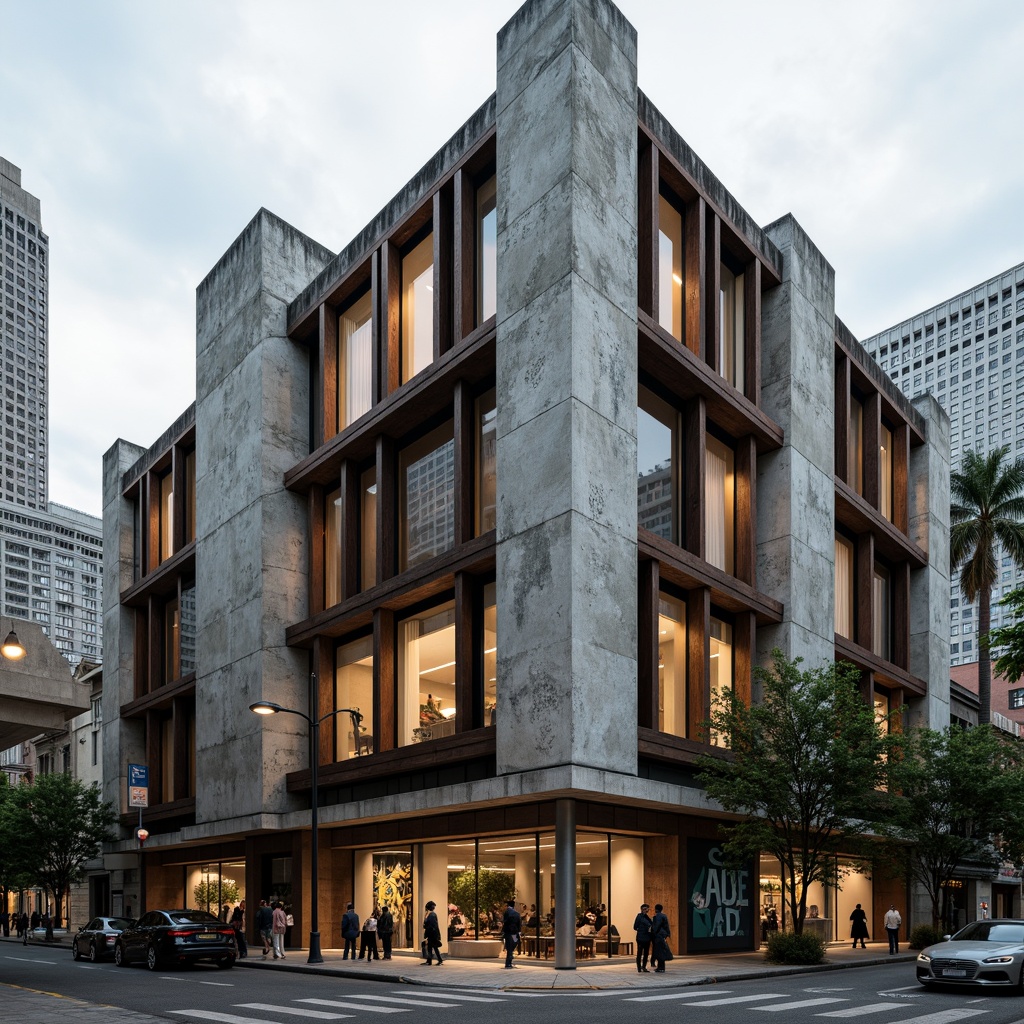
[72,917,132,962]
[114,909,236,970]
[917,919,1024,988]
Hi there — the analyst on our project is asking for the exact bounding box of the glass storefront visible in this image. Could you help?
[187,860,246,920]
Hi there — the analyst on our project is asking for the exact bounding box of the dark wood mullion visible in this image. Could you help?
[894,422,910,534]
[893,561,910,670]
[314,637,335,765]
[308,486,325,617]
[370,250,382,405]
[381,241,401,399]
[684,196,706,359]
[433,188,454,359]
[889,685,905,733]
[148,595,161,692]
[146,472,160,574]
[686,586,710,740]
[735,434,757,589]
[744,260,761,406]
[705,211,721,374]
[146,709,161,806]
[637,559,659,731]
[863,392,881,510]
[834,355,850,484]
[454,572,476,732]
[376,436,396,584]
[375,608,395,752]
[320,302,338,446]
[733,610,755,707]
[683,396,706,560]
[453,169,475,342]
[134,608,148,699]
[340,460,360,601]
[855,533,875,652]
[172,694,189,801]
[638,138,659,320]
[453,380,474,545]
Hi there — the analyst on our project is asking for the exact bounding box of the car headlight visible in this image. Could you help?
[917,952,931,962]
[982,955,1015,964]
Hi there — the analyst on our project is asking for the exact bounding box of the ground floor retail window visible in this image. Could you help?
[187,860,246,920]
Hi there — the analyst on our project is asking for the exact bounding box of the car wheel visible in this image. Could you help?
[1018,964,1024,993]
[215,957,234,970]
[114,942,129,967]
[145,945,159,972]
[71,941,81,961]
[88,942,99,963]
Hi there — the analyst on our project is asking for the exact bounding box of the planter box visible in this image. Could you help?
[448,938,503,958]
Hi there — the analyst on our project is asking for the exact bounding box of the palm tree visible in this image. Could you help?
[950,446,1024,723]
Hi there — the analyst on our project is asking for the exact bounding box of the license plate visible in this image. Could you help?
[942,969,967,977]
[196,932,218,941]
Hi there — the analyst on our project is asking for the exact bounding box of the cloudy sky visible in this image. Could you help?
[3,0,1023,517]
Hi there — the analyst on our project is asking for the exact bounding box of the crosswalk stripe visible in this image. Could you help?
[818,1005,929,1018]
[170,1012,292,1024]
[578,991,636,997]
[343,996,460,1008]
[236,1005,352,1019]
[843,1012,989,1024]
[297,1000,408,1014]
[625,990,735,1002]
[683,994,789,1007]
[393,993,505,1003]
[755,999,849,1012]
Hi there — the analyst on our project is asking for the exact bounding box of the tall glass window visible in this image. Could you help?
[180,584,196,676]
[476,389,497,535]
[361,467,377,591]
[637,388,676,542]
[400,422,455,571]
[398,601,456,746]
[159,469,173,564]
[834,534,854,639]
[338,290,373,429]
[325,485,342,607]
[483,582,497,727]
[705,435,735,573]
[849,397,864,495]
[709,616,733,748]
[720,264,745,394]
[873,564,891,660]
[658,195,683,340]
[401,234,435,383]
[476,177,497,325]
[879,422,893,521]
[163,596,180,684]
[335,635,374,759]
[184,448,196,545]
[658,594,686,737]
[160,714,174,802]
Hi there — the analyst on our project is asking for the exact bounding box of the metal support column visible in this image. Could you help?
[554,798,576,969]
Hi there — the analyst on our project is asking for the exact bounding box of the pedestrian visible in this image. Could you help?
[359,907,380,961]
[650,904,672,973]
[255,899,273,957]
[884,904,902,955]
[271,900,287,959]
[501,898,521,969]
[378,903,394,960]
[340,902,360,959]
[633,902,653,973]
[284,905,294,949]
[30,909,40,931]
[422,900,444,965]
[219,904,229,923]
[850,903,869,949]
[230,900,248,958]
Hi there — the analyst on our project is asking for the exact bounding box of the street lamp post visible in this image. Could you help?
[250,678,363,965]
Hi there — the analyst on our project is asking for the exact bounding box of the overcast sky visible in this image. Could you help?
[3,0,1023,517]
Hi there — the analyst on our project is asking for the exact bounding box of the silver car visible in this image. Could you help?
[917,919,1024,988]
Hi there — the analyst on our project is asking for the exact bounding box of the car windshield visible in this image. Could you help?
[954,921,1024,944]
[107,918,132,930]
[169,911,221,925]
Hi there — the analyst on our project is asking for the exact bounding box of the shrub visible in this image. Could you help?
[764,930,827,965]
[909,924,944,950]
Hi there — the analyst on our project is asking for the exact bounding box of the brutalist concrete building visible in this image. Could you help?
[103,0,951,961]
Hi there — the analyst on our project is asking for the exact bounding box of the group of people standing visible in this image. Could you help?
[253,899,291,959]
[633,903,672,973]
[340,902,396,961]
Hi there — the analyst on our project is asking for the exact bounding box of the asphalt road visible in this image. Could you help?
[3,950,1024,1024]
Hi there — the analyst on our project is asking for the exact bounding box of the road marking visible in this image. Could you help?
[298,1000,408,1014]
[345,996,459,1008]
[161,975,188,981]
[880,985,924,992]
[685,994,789,1007]
[3,956,57,965]
[804,988,854,993]
[577,990,637,997]
[625,990,735,1002]
[755,998,849,1012]
[237,1006,352,1020]
[395,993,506,1002]
[849,1012,989,1024]
[200,981,235,987]
[818,1006,919,1018]
[171,1013,294,1024]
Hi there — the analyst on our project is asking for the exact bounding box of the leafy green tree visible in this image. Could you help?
[986,586,1024,686]
[877,724,1024,930]
[193,877,240,912]
[447,868,516,931]
[7,773,117,939]
[0,776,32,936]
[697,650,890,935]
[950,445,1024,724]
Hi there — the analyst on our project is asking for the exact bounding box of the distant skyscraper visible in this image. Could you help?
[0,158,101,665]
[861,260,1024,669]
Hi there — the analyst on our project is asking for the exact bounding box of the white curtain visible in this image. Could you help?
[344,317,372,425]
[398,620,421,746]
[834,535,853,638]
[880,425,893,521]
[705,441,727,570]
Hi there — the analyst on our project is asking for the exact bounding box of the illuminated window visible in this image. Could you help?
[705,435,735,573]
[719,263,744,393]
[835,534,854,639]
[159,469,173,563]
[657,594,686,738]
[398,601,456,746]
[361,466,377,591]
[658,195,683,340]
[476,389,496,535]
[338,290,373,429]
[325,486,342,607]
[709,616,733,747]
[872,564,891,660]
[335,635,374,759]
[401,234,434,383]
[879,422,893,521]
[483,582,497,726]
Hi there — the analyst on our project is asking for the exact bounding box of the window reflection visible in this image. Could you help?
[658,195,683,340]
[398,601,456,746]
[637,388,676,542]
[476,390,497,535]
[400,422,455,571]
[873,564,890,660]
[484,582,497,727]
[476,177,497,325]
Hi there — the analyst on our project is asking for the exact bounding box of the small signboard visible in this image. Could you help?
[128,763,149,808]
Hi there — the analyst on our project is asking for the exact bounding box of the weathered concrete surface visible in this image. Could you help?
[495,0,638,776]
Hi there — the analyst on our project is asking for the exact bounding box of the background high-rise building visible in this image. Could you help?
[862,261,1024,676]
[0,158,101,666]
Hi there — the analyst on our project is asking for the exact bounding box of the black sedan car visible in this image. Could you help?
[72,916,132,962]
[917,919,1024,988]
[114,909,236,970]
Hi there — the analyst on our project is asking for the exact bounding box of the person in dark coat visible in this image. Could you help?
[850,903,869,948]
[340,902,360,959]
[501,898,522,969]
[633,903,653,973]
[650,904,672,973]
[377,904,395,960]
[359,907,379,961]
[422,900,444,965]
[230,900,247,958]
